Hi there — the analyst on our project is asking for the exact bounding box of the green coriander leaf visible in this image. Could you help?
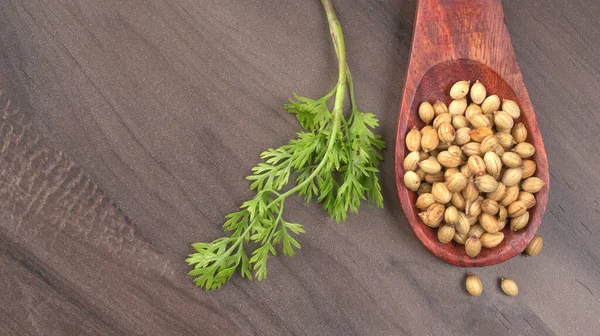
[285,93,332,131]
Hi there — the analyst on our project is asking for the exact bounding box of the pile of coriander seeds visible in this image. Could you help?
[403,80,545,258]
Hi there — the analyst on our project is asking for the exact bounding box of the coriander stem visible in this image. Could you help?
[321,0,347,120]
[267,199,285,243]
[346,69,358,113]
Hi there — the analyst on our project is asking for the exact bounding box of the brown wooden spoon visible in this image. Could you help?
[395,0,549,267]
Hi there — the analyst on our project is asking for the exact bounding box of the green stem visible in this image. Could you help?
[346,69,358,113]
[266,199,285,243]
[322,0,347,119]
[324,86,337,100]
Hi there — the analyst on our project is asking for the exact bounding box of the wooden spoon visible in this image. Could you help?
[395,0,549,267]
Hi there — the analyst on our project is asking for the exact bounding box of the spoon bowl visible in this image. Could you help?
[395,0,549,267]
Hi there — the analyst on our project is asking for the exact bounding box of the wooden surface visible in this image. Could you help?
[1,0,599,335]
[396,0,549,267]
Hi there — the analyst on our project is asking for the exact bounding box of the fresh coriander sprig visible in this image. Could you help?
[186,0,385,290]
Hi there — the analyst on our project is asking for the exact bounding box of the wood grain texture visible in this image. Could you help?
[1,0,599,335]
[0,88,239,335]
[396,0,549,267]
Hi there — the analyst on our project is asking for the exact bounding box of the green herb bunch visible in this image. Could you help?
[186,0,385,290]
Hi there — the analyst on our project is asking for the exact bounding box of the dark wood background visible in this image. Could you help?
[1,0,599,335]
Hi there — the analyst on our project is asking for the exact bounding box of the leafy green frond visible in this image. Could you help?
[367,171,384,208]
[250,243,275,281]
[296,165,319,202]
[285,93,333,131]
[186,236,247,290]
[273,220,305,257]
[247,131,327,192]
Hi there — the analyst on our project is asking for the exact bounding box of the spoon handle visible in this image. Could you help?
[411,0,518,83]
